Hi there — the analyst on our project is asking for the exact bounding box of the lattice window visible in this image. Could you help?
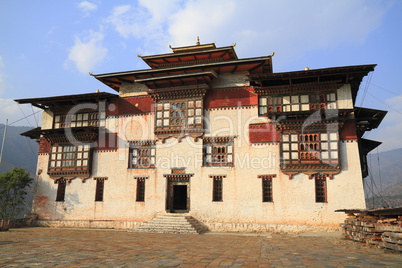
[281,132,339,165]
[129,147,156,169]
[54,111,105,128]
[259,93,337,115]
[204,140,234,166]
[210,175,225,202]
[281,133,299,161]
[155,99,203,130]
[135,177,147,202]
[94,177,107,202]
[55,179,66,202]
[314,174,327,203]
[49,144,91,172]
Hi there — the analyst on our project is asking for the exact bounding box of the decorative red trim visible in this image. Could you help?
[107,96,154,116]
[249,123,280,143]
[38,138,51,153]
[340,120,358,140]
[205,87,258,108]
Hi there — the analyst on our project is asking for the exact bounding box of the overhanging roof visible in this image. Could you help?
[140,46,238,69]
[355,107,387,135]
[93,56,272,92]
[134,71,218,89]
[360,138,382,154]
[15,92,118,110]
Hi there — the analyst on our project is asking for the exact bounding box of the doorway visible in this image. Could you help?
[173,185,187,211]
[166,181,190,213]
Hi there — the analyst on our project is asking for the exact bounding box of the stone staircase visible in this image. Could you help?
[133,214,209,234]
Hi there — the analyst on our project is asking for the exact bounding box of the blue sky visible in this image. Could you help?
[1,0,402,152]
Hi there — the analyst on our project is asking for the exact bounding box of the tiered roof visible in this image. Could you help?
[93,39,273,91]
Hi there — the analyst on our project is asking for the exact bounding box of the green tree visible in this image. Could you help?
[0,167,33,231]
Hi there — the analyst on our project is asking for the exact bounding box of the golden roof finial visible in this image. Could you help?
[305,66,310,70]
[270,52,275,57]
[196,36,200,46]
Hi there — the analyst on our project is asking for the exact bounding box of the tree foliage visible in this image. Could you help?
[0,167,33,231]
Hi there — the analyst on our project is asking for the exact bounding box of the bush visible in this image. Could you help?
[0,167,33,231]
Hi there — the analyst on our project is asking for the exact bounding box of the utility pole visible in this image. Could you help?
[0,119,8,167]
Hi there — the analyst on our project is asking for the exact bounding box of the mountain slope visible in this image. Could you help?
[0,124,38,174]
[365,148,402,208]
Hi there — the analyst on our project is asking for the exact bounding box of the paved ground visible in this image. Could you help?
[1,228,402,267]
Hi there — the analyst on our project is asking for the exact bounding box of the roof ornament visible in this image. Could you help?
[196,36,200,46]
[305,66,310,70]
[96,90,100,93]
[232,43,236,47]
[270,52,275,57]
[89,72,94,76]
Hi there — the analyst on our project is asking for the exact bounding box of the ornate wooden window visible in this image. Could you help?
[314,174,327,203]
[258,175,276,202]
[203,137,234,166]
[135,177,147,202]
[155,99,203,131]
[281,132,339,166]
[55,178,67,202]
[49,144,91,174]
[210,175,225,202]
[258,93,337,116]
[54,111,105,128]
[94,177,107,202]
[129,147,156,169]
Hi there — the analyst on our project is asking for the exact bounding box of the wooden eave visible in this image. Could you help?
[20,127,42,139]
[170,43,217,53]
[15,92,118,110]
[360,138,382,154]
[354,107,387,136]
[135,71,218,89]
[94,56,272,92]
[40,126,99,143]
[140,46,238,69]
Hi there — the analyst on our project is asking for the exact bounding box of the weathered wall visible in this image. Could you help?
[30,74,367,232]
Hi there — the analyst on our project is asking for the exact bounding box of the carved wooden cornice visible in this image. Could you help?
[254,81,342,95]
[52,174,91,183]
[276,119,344,131]
[148,87,208,101]
[281,166,341,180]
[128,140,157,146]
[203,136,237,144]
[164,173,194,181]
[257,174,277,180]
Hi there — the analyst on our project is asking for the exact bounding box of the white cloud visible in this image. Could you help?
[0,99,42,127]
[0,56,5,96]
[78,1,98,16]
[167,0,388,64]
[106,0,388,63]
[105,1,183,52]
[65,30,107,74]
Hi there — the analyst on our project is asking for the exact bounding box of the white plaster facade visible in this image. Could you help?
[22,43,382,233]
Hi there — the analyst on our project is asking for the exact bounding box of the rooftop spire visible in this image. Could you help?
[196,36,200,46]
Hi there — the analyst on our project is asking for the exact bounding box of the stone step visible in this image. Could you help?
[133,215,209,234]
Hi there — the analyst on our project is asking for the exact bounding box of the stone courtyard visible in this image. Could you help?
[1,227,402,267]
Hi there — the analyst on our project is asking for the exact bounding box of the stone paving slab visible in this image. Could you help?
[0,227,401,267]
